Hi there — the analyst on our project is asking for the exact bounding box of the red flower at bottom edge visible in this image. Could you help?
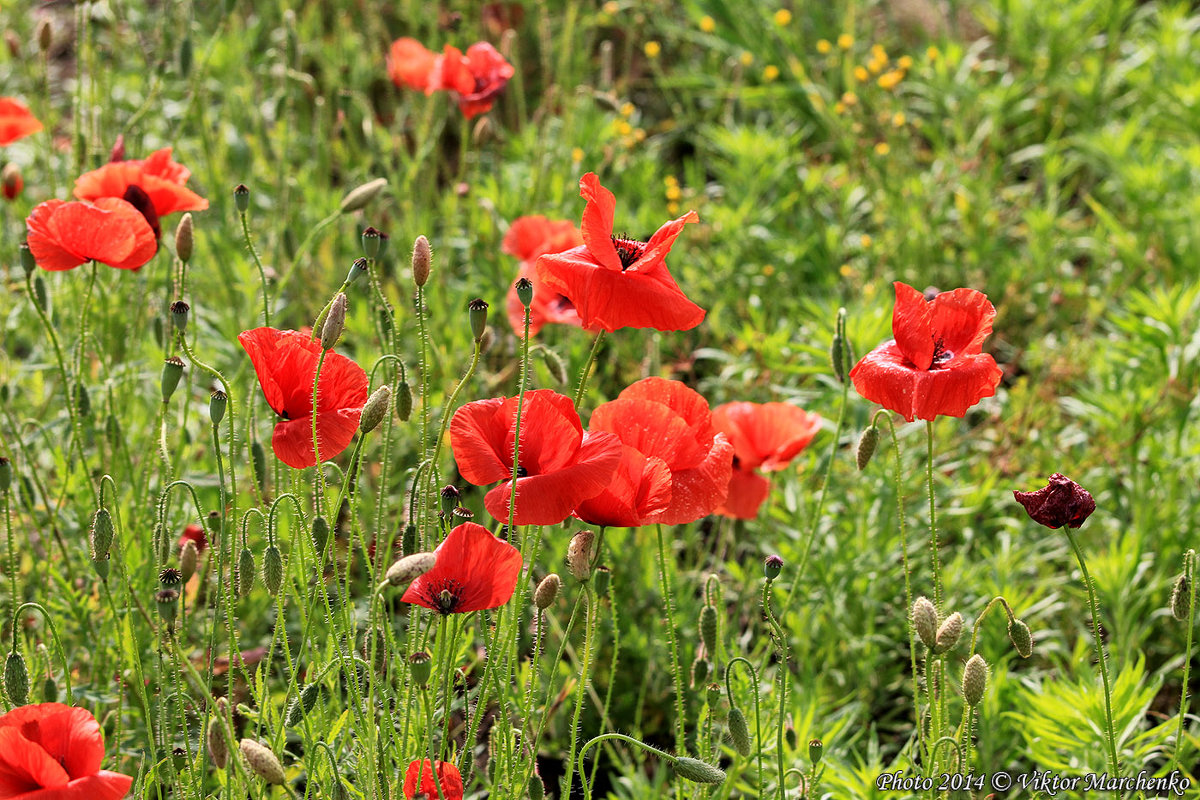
[0,703,133,800]
[403,760,463,800]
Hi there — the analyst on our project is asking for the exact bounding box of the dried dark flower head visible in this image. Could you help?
[1014,473,1095,529]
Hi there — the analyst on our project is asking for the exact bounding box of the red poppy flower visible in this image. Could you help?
[431,42,514,118]
[25,198,157,271]
[2,163,23,201]
[0,98,42,147]
[388,38,438,91]
[74,148,208,238]
[536,173,704,332]
[238,327,369,470]
[850,282,1003,422]
[578,378,733,526]
[1014,473,1096,529]
[0,702,133,800]
[402,759,463,800]
[401,522,521,615]
[450,390,621,525]
[178,523,207,554]
[503,216,586,336]
[711,401,822,519]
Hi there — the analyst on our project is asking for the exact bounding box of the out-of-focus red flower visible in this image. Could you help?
[578,378,733,526]
[178,523,207,554]
[712,401,822,519]
[503,216,585,336]
[0,98,42,146]
[536,173,704,332]
[25,198,157,271]
[850,282,1003,422]
[451,390,621,525]
[401,522,521,615]
[74,148,208,238]
[238,328,369,470]
[431,42,514,118]
[2,163,22,201]
[1014,473,1096,529]
[0,702,133,800]
[402,759,463,800]
[387,37,438,91]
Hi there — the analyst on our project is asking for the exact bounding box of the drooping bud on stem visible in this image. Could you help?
[395,379,413,421]
[4,650,29,705]
[1007,617,1034,658]
[321,293,347,350]
[699,605,718,657]
[339,177,387,213]
[262,544,283,595]
[857,425,879,470]
[180,539,199,583]
[90,508,114,560]
[19,242,35,276]
[728,706,752,756]
[384,552,436,587]
[360,386,391,433]
[672,756,726,784]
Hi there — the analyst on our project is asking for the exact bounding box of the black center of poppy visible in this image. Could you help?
[280,410,290,420]
[122,184,161,239]
[930,337,953,368]
[515,464,528,478]
[426,579,466,615]
[610,233,646,270]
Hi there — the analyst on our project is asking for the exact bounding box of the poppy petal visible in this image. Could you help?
[712,402,822,471]
[502,216,582,262]
[909,353,1002,421]
[401,523,521,614]
[574,447,672,528]
[388,38,437,90]
[450,397,517,486]
[647,433,733,525]
[0,728,70,797]
[26,198,156,271]
[631,210,699,274]
[929,287,996,357]
[715,467,771,520]
[26,200,86,271]
[237,328,289,414]
[891,282,935,370]
[402,759,463,800]
[483,430,622,525]
[272,409,362,470]
[578,173,622,272]
[0,98,43,147]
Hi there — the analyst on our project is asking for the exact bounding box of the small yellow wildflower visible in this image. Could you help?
[833,101,846,114]
[860,234,873,248]
[620,102,635,118]
[891,111,906,127]
[633,128,647,142]
[854,66,869,82]
[666,185,682,201]
[926,45,940,61]
[837,33,854,50]
[664,174,678,186]
[667,201,680,215]
[871,43,887,62]
[874,142,890,156]
[763,264,776,276]
[878,70,903,90]
[954,191,969,214]
[763,65,780,82]
[644,41,661,58]
[774,9,792,26]
[816,39,832,54]
[864,281,877,298]
[699,16,715,33]
[898,55,913,70]
[740,51,754,66]
[603,1,619,14]
[839,263,853,277]
[840,91,858,106]
[571,147,584,162]
[616,120,633,136]
[868,57,885,75]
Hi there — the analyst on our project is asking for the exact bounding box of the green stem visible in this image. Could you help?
[761,578,789,800]
[560,583,600,799]
[726,658,765,794]
[926,420,941,611]
[655,524,688,754]
[239,209,271,326]
[573,330,607,407]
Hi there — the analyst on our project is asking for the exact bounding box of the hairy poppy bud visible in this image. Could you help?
[0,457,11,492]
[857,426,879,470]
[528,773,545,800]
[699,605,718,657]
[962,654,988,706]
[32,275,48,312]
[401,522,417,555]
[361,226,382,259]
[240,739,286,785]
[409,651,433,687]
[705,682,721,708]
[540,346,569,384]
[19,242,35,276]
[566,530,596,581]
[672,757,726,784]
[170,300,189,333]
[934,611,964,654]
[1008,617,1033,658]
[346,257,369,286]
[90,507,114,560]
[75,383,91,418]
[395,379,413,421]
[912,596,938,649]
[360,385,391,433]
[252,440,267,493]
[311,516,329,554]
[209,390,227,425]
[109,134,125,163]
[468,298,489,342]
[180,539,199,583]
[161,357,185,403]
[385,552,436,587]
[92,554,110,580]
[5,650,29,705]
[322,293,347,351]
[1171,575,1191,622]
[175,212,193,262]
[156,588,179,625]
[830,331,846,383]
[411,235,432,287]
[535,573,561,610]
[178,35,193,78]
[1013,473,1096,529]
[593,565,611,596]
[2,163,22,201]
[809,738,823,765]
[339,177,387,214]
[728,706,752,756]
[285,682,321,726]
[691,657,710,686]
[763,554,783,580]
[36,18,52,52]
[515,277,534,308]
[233,183,250,213]
[263,544,283,595]
[237,547,255,596]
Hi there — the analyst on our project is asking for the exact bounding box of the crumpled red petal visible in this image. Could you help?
[715,467,771,520]
[574,446,673,528]
[388,38,437,90]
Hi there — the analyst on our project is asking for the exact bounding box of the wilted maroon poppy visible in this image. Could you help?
[431,42,514,118]
[238,327,369,469]
[0,98,42,146]
[1014,473,1095,529]
[25,198,157,271]
[74,148,208,238]
[850,282,1003,422]
[450,390,621,525]
[387,37,438,91]
[503,215,586,336]
[401,522,521,615]
[578,378,733,527]
[536,173,704,332]
[0,702,133,800]
[712,401,822,519]
[402,759,463,800]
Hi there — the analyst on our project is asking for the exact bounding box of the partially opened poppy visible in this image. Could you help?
[388,37,438,90]
[431,42,514,118]
[502,216,585,336]
[536,173,704,332]
[238,327,369,470]
[177,523,207,554]
[850,282,1003,422]
[712,401,823,519]
[0,702,133,800]
[74,148,208,238]
[0,98,42,147]
[450,390,621,525]
[402,759,463,800]
[25,198,157,271]
[400,522,521,615]
[1014,473,1095,529]
[579,378,733,526]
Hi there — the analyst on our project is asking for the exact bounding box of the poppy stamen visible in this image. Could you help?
[515,464,529,478]
[930,337,952,367]
[610,233,646,270]
[428,579,467,614]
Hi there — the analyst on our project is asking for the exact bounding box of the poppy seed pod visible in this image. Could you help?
[237,547,255,596]
[36,18,52,52]
[440,485,461,515]
[728,706,752,756]
[384,552,437,587]
[155,588,179,625]
[90,508,114,560]
[672,757,726,784]
[239,739,287,785]
[468,298,489,342]
[962,654,988,707]
[515,277,534,308]
[233,183,250,212]
[539,346,569,384]
[857,425,880,470]
[934,612,964,654]
[170,300,189,333]
[175,212,194,262]
[535,573,561,610]
[19,242,35,275]
[0,457,11,492]
[339,177,387,214]
[161,357,185,403]
[1008,617,1034,658]
[322,293,347,351]
[912,596,938,649]
[158,568,183,588]
[763,554,784,580]
[180,539,199,583]
[566,530,596,581]
[1171,574,1191,622]
[705,682,722,708]
[409,651,433,687]
[809,738,824,765]
[209,390,227,425]
[346,256,369,285]
[593,565,611,596]
[4,650,29,705]
[411,235,432,287]
[361,226,382,259]
[360,385,391,434]
[263,544,283,595]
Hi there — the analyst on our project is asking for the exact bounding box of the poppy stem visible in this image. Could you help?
[1169,550,1196,776]
[654,523,688,755]
[726,657,766,795]
[425,341,482,543]
[238,207,271,326]
[1063,523,1122,778]
[505,305,533,531]
[761,575,789,800]
[573,330,607,407]
[560,581,599,800]
[925,420,942,611]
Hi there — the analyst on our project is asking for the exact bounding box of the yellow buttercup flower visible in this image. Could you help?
[874,142,890,156]
[763,65,780,82]
[898,55,913,70]
[878,70,903,90]
[571,147,584,162]
[620,102,635,118]
[644,41,661,58]
[774,9,792,26]
[854,66,869,82]
[740,51,754,66]
[837,33,854,50]
[699,15,716,33]
[891,111,906,127]
[816,39,832,54]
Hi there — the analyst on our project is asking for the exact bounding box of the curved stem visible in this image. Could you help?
[573,330,606,407]
[726,657,765,794]
[560,583,599,799]
[578,732,678,800]
[10,603,72,704]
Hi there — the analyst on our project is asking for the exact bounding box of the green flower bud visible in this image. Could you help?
[239,739,286,785]
[0,457,10,492]
[90,507,114,560]
[237,547,255,596]
[209,390,227,425]
[934,611,964,654]
[311,516,329,554]
[208,698,229,768]
[180,540,199,583]
[527,773,545,800]
[962,653,988,707]
[672,757,726,784]
[19,242,35,275]
[321,293,347,351]
[178,34,193,77]
[339,178,387,214]
[285,682,321,726]
[535,573,561,610]
[699,605,718,657]
[161,357,185,403]
[411,235,431,287]
[233,183,250,213]
[468,298,489,342]
[33,275,48,312]
[857,426,879,471]
[691,657,709,687]
[1008,617,1033,658]
[401,522,417,555]
[593,565,611,597]
[384,552,436,587]
[912,596,938,649]
[1171,574,1191,622]
[5,650,29,705]
[539,346,569,384]
[360,386,391,434]
[263,544,283,595]
[75,382,90,418]
[395,379,413,421]
[728,706,752,756]
[252,440,267,494]
[409,651,432,687]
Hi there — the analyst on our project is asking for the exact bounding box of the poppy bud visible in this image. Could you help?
[240,739,287,785]
[784,721,797,750]
[912,596,938,649]
[75,383,91,418]
[566,530,596,581]
[92,554,110,580]
[535,573,561,610]
[209,390,227,425]
[233,183,250,213]
[311,516,329,554]
[339,177,388,214]
[705,682,721,708]
[384,552,437,586]
[32,275,48,312]
[830,330,846,383]
[1013,473,1096,529]
[699,605,718,657]
[158,567,183,588]
[857,425,879,470]
[411,235,432,287]
[1171,574,1191,622]
[237,547,255,596]
[962,653,988,707]
[109,134,125,163]
[180,539,199,583]
[934,611,964,654]
[42,674,57,703]
[468,298,489,342]
[0,457,10,492]
[672,757,726,784]
[400,522,417,555]
[19,242,35,275]
[36,18,52,52]
[252,440,267,493]
[540,346,569,384]
[263,544,283,595]
[346,257,369,286]
[409,651,433,687]
[175,213,194,262]
[728,706,752,756]
[156,588,179,625]
[515,277,534,308]
[763,554,783,580]
[161,357,185,403]
[208,509,223,540]
[285,681,321,726]
[90,507,114,560]
[809,738,823,765]
[178,35,193,77]
[528,773,545,800]
[170,300,189,333]
[5,650,29,705]
[360,386,391,434]
[322,293,347,351]
[2,163,22,201]
[593,565,611,596]
[691,657,709,686]
[395,379,413,421]
[208,699,229,768]
[1007,617,1033,658]
[362,226,383,259]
